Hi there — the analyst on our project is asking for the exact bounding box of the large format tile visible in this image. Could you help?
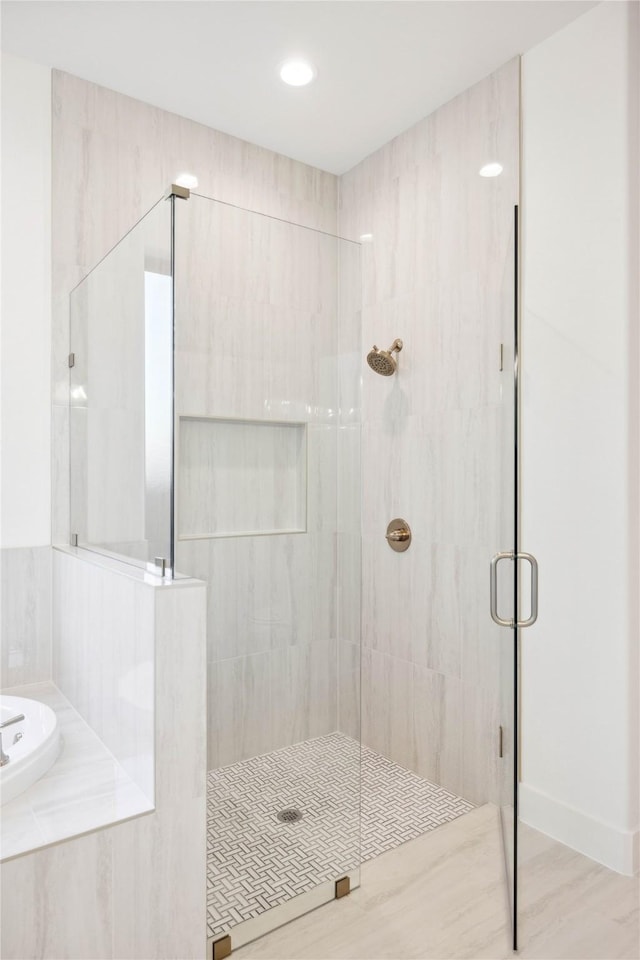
[52,66,339,575]
[337,639,361,742]
[413,665,463,797]
[362,647,414,771]
[213,653,273,767]
[52,549,155,800]
[0,828,114,960]
[270,641,337,749]
[340,58,519,805]
[178,532,335,664]
[0,545,51,687]
[237,806,639,960]
[2,555,207,960]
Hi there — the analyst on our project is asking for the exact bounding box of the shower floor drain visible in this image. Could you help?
[277,807,303,823]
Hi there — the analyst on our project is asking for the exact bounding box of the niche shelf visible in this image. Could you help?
[178,416,307,539]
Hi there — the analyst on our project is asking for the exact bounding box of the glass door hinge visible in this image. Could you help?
[68,353,75,368]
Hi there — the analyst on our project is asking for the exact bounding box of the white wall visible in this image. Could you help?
[0,54,53,689]
[0,52,51,548]
[521,0,639,875]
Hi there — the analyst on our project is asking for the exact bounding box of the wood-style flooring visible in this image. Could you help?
[237,805,639,960]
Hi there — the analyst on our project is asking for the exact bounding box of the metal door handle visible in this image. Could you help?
[490,551,539,628]
[517,552,539,627]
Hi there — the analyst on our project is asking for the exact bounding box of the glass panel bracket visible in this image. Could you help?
[165,184,191,200]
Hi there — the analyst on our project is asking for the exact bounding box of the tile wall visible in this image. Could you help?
[52,549,155,799]
[174,196,361,769]
[0,546,51,688]
[51,70,338,548]
[0,554,207,960]
[51,73,352,774]
[50,59,518,807]
[338,58,520,804]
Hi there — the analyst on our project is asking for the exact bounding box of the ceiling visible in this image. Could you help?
[1,0,597,174]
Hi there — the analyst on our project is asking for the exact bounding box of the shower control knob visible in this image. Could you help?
[386,528,410,541]
[385,519,412,552]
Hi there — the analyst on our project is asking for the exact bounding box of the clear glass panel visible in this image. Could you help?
[69,198,174,574]
[497,207,518,947]
[172,195,361,947]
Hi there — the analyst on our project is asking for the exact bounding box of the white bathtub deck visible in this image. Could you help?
[0,681,152,860]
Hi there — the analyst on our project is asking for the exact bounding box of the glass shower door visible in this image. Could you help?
[492,203,519,950]
[493,204,537,950]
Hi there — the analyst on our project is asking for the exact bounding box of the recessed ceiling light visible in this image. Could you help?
[280,59,316,87]
[479,162,503,178]
[175,172,198,189]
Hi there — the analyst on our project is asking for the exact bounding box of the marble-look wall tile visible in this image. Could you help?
[172,187,356,772]
[174,201,339,428]
[152,581,207,804]
[178,418,307,538]
[53,71,339,548]
[270,640,336,750]
[461,680,501,807]
[337,639,361,742]
[361,535,428,664]
[413,666,463,797]
[460,544,503,698]
[340,57,520,804]
[362,648,414,772]
[307,424,338,534]
[0,545,51,688]
[52,548,155,800]
[111,795,205,960]
[1,556,207,960]
[209,641,337,769]
[179,526,338,768]
[52,72,359,791]
[213,653,272,768]
[177,533,335,663]
[67,199,172,557]
[0,828,114,960]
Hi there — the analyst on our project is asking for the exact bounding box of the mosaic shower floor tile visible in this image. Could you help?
[207,732,474,939]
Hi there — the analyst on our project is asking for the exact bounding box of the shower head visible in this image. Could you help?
[366,339,403,376]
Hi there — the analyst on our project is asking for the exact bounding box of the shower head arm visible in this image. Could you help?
[388,339,403,355]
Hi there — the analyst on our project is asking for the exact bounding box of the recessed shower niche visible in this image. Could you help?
[178,416,307,539]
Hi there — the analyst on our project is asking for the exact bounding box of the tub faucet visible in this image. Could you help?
[0,713,24,729]
[0,732,8,767]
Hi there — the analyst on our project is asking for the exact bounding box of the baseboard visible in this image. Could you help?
[519,782,639,876]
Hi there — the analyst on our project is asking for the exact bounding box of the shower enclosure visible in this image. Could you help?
[69,188,365,952]
[69,149,524,951]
